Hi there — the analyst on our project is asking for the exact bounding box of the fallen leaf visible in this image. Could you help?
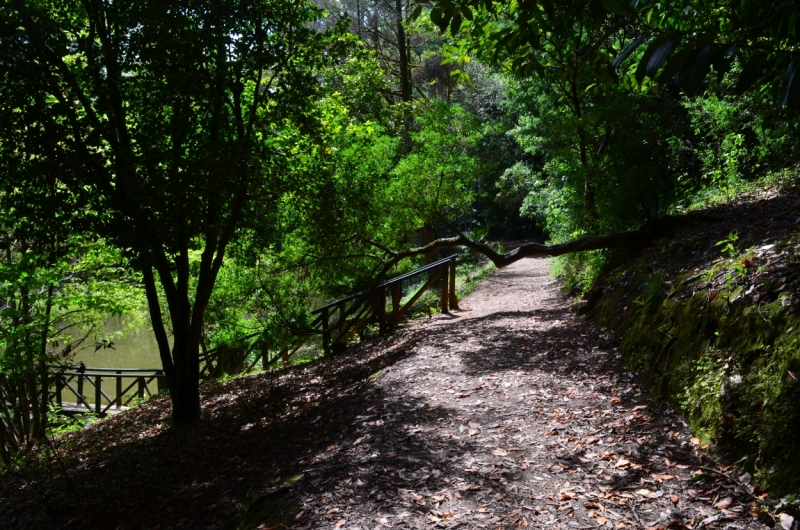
[714,497,733,509]
[653,474,675,482]
[635,489,656,498]
[780,514,794,530]
[560,491,577,500]
[335,519,347,528]
[492,449,508,457]
[609,397,622,404]
[615,459,631,468]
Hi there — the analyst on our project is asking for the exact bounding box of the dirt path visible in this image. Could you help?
[291,258,765,530]
[0,258,768,530]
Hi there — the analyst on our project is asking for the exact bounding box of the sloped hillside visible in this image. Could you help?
[590,188,800,494]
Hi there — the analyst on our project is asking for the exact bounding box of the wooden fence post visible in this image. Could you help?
[95,375,102,415]
[55,376,63,409]
[116,371,123,409]
[449,257,458,309]
[441,264,449,313]
[322,307,330,353]
[378,287,387,334]
[392,283,401,323]
[137,377,145,400]
[339,303,347,337]
[281,348,289,366]
[217,348,227,378]
[77,374,84,409]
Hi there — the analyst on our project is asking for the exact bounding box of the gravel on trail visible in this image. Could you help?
[290,258,767,530]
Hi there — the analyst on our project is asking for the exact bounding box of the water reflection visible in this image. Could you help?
[57,318,166,408]
[71,317,164,369]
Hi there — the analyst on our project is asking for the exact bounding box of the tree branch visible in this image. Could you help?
[396,229,653,268]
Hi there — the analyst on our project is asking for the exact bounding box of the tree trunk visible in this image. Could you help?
[170,339,201,425]
[395,0,411,103]
[577,128,596,226]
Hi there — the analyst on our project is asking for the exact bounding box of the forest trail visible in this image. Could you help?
[291,258,765,529]
[0,259,768,530]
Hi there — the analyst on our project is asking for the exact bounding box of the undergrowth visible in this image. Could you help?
[591,224,800,494]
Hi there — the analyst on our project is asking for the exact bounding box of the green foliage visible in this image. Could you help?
[0,230,141,465]
[388,102,484,230]
[550,250,609,296]
[716,233,739,259]
[1,0,347,422]
[681,353,728,443]
[422,0,800,106]
[593,234,800,493]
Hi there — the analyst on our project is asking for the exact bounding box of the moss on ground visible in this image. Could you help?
[591,231,800,494]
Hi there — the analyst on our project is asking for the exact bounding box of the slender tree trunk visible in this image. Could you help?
[395,0,411,103]
[570,76,595,229]
[395,0,413,151]
[0,421,11,466]
[33,283,54,440]
[142,248,226,425]
[578,128,596,220]
[20,286,35,443]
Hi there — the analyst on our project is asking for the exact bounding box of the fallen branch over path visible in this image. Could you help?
[385,229,654,269]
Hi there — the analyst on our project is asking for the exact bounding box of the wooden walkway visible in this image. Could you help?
[50,366,165,416]
[58,402,130,415]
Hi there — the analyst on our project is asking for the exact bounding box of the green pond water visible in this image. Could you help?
[58,318,165,408]
[71,317,164,369]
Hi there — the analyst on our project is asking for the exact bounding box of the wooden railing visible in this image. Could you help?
[47,255,460,412]
[49,367,166,415]
[199,332,267,380]
[309,255,458,356]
